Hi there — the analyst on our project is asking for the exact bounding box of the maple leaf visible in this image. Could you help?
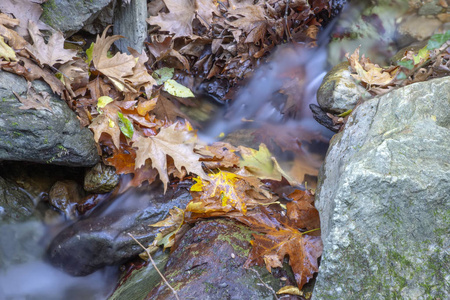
[152,94,189,122]
[25,21,77,67]
[196,142,240,169]
[235,205,322,289]
[133,123,208,192]
[346,47,397,86]
[13,81,52,112]
[187,170,276,218]
[88,103,121,149]
[147,0,195,37]
[0,0,51,38]
[92,27,155,93]
[188,171,250,214]
[226,2,268,42]
[147,0,219,38]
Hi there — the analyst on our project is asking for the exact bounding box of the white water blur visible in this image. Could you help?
[199,43,331,142]
[0,262,117,300]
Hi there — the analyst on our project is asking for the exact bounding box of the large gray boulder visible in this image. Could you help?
[313,76,449,299]
[40,0,113,35]
[0,71,99,166]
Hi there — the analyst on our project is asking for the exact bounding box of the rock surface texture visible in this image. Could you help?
[41,0,113,35]
[147,219,282,300]
[0,71,99,166]
[313,77,450,299]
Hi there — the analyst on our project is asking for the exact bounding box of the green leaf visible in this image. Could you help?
[427,30,450,50]
[153,67,174,85]
[118,112,134,139]
[85,42,94,65]
[97,96,114,108]
[397,60,414,70]
[164,79,195,98]
[396,71,407,80]
[413,46,429,65]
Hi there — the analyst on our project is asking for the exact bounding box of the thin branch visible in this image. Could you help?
[127,233,181,300]
[247,267,279,300]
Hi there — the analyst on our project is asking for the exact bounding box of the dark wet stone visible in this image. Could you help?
[0,71,100,167]
[49,180,85,219]
[0,176,35,223]
[309,104,340,133]
[146,219,283,300]
[84,163,119,194]
[47,183,192,276]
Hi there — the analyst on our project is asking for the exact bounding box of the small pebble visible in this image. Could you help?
[231,253,235,259]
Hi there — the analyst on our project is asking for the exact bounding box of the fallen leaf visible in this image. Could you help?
[346,47,397,86]
[88,103,121,149]
[133,123,208,192]
[25,21,77,67]
[152,94,189,121]
[13,81,52,112]
[147,0,196,37]
[0,35,17,61]
[151,206,185,249]
[0,13,27,50]
[163,79,194,98]
[92,27,154,93]
[196,142,240,168]
[276,285,302,296]
[236,206,322,289]
[0,0,51,38]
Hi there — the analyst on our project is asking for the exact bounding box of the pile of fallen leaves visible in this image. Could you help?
[0,1,328,293]
[146,0,334,97]
[346,30,450,96]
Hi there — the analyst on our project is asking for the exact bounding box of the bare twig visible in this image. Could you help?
[127,233,181,300]
[285,0,292,42]
[247,267,279,300]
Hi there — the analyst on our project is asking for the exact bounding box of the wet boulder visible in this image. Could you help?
[147,219,283,300]
[313,77,450,299]
[0,71,99,167]
[47,184,192,276]
[316,62,370,114]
